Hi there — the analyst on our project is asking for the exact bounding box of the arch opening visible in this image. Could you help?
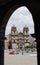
[4,6,37,65]
[5,6,34,36]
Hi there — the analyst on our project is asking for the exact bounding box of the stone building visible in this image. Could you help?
[4,25,36,50]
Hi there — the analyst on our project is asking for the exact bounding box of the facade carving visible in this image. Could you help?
[4,25,36,50]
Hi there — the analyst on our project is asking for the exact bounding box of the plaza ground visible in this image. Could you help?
[4,50,37,65]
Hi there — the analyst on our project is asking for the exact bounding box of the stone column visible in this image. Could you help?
[0,28,4,65]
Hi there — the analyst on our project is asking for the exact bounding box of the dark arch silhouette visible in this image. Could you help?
[0,1,40,65]
[5,6,34,36]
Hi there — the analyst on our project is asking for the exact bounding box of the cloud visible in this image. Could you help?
[5,6,34,36]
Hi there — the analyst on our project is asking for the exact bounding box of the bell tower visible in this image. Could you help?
[23,25,29,35]
[11,25,18,49]
[11,25,17,35]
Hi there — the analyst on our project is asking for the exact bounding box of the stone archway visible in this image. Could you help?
[3,5,35,51]
[0,1,40,65]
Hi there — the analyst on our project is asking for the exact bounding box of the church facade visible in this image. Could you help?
[4,25,36,50]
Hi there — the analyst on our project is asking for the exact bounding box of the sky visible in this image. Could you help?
[5,6,34,36]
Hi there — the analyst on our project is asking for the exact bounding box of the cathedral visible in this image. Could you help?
[4,25,36,50]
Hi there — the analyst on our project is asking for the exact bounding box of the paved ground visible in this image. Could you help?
[4,50,37,65]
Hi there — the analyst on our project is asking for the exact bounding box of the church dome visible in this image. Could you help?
[12,24,16,28]
[12,25,16,29]
[13,24,16,27]
[18,32,23,35]
[11,25,16,30]
[24,25,28,29]
[23,25,29,31]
